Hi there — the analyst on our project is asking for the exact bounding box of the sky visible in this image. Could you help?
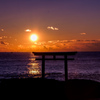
[0,0,100,52]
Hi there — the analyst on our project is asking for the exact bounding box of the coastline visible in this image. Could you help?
[0,78,100,100]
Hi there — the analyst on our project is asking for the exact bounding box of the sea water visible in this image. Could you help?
[0,52,100,82]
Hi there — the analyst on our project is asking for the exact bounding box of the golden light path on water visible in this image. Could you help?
[27,57,41,78]
[28,63,40,74]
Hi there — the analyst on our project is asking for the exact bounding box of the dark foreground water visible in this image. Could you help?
[0,52,100,82]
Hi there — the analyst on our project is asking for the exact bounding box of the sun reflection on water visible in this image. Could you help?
[29,70,40,74]
[27,61,41,78]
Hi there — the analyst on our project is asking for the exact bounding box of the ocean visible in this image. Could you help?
[0,52,100,82]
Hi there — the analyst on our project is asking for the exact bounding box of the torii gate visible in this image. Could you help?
[33,52,77,81]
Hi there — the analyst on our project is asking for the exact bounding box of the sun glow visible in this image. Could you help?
[30,34,38,41]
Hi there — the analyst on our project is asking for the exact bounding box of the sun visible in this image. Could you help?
[30,34,38,41]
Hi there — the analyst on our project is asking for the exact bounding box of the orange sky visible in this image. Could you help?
[0,26,100,52]
[0,34,100,52]
[0,0,100,52]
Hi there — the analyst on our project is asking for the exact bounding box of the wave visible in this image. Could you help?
[0,72,100,82]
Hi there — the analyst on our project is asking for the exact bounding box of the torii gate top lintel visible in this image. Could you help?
[33,52,77,81]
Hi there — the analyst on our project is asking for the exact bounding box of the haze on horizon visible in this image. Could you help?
[0,0,100,52]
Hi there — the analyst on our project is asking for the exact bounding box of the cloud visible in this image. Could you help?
[0,36,8,39]
[25,29,31,32]
[0,41,5,45]
[1,39,100,52]
[3,36,7,38]
[0,37,2,39]
[0,41,9,45]
[54,27,59,30]
[18,45,23,48]
[35,39,100,51]
[80,33,87,35]
[18,39,100,52]
[47,26,59,30]
[15,39,17,41]
[1,29,4,32]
